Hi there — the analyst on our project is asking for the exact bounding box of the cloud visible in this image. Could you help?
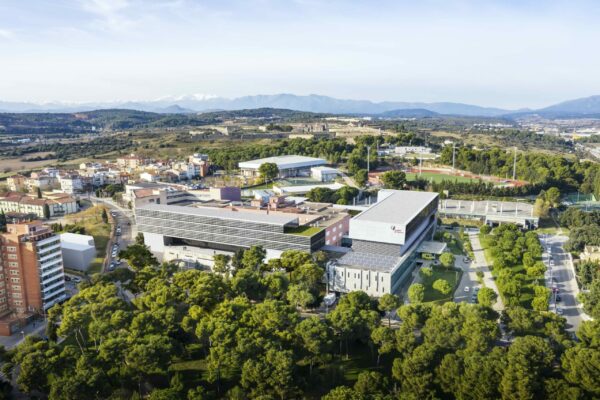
[0,28,15,40]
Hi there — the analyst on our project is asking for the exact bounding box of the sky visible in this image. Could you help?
[0,0,599,109]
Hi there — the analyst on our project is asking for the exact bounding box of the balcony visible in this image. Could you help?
[40,265,63,279]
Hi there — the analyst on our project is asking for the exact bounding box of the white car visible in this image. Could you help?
[464,286,470,292]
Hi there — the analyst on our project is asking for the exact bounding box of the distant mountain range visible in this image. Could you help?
[2,93,600,118]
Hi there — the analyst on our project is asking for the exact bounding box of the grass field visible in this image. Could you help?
[422,267,462,303]
[64,205,111,273]
[406,172,477,183]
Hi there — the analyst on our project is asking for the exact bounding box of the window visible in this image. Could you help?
[6,246,16,252]
[13,300,22,306]
[10,278,19,283]
[12,292,21,298]
[8,262,17,268]
[7,254,17,260]
[9,270,18,275]
[0,298,5,303]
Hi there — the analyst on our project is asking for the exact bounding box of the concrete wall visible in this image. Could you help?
[61,247,96,271]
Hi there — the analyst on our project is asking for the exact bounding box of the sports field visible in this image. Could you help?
[406,172,478,183]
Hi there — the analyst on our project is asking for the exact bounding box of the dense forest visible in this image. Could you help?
[1,243,598,400]
[0,108,328,134]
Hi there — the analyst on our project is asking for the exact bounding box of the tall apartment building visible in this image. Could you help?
[0,221,66,335]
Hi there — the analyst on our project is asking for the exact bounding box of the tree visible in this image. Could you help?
[545,187,561,208]
[322,386,361,400]
[295,317,333,375]
[562,346,600,397]
[43,203,50,219]
[380,170,406,189]
[327,291,380,358]
[231,268,265,301]
[258,162,279,183]
[101,208,108,223]
[378,293,401,327]
[212,254,231,276]
[241,246,266,270]
[477,287,498,307]
[371,326,395,366]
[527,261,546,278]
[500,336,555,400]
[36,186,42,199]
[354,169,368,187]
[135,232,145,245]
[439,252,455,268]
[241,349,297,400]
[579,279,600,319]
[408,283,425,303]
[354,370,389,398]
[432,279,452,295]
[119,243,159,271]
[286,284,314,309]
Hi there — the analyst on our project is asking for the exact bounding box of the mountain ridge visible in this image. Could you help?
[0,93,599,117]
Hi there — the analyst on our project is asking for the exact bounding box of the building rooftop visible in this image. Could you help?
[417,241,448,255]
[138,203,299,226]
[353,190,438,226]
[439,199,536,219]
[238,155,327,170]
[337,251,400,272]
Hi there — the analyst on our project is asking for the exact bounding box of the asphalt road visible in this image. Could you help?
[89,196,135,272]
[539,234,585,332]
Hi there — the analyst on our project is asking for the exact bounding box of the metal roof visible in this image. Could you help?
[337,251,400,271]
[137,203,299,226]
[353,190,438,226]
[238,155,327,170]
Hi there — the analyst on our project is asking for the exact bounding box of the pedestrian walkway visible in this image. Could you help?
[469,233,505,312]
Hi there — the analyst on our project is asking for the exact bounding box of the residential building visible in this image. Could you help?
[0,192,78,218]
[327,190,439,297]
[0,221,67,335]
[140,172,159,183]
[239,155,327,178]
[26,173,56,191]
[58,173,84,194]
[188,153,210,177]
[126,183,241,211]
[59,233,96,271]
[6,175,26,192]
[116,154,149,170]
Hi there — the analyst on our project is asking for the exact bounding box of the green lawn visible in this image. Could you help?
[285,226,324,236]
[422,267,462,303]
[406,172,477,183]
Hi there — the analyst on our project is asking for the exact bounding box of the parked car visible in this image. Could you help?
[464,286,470,292]
[556,307,564,315]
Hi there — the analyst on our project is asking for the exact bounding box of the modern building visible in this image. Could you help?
[394,146,432,156]
[311,166,340,182]
[126,183,241,211]
[239,155,327,178]
[438,199,539,228]
[136,203,327,261]
[60,233,96,271]
[0,221,67,335]
[327,190,439,297]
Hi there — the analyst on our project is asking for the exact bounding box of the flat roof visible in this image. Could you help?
[439,199,537,220]
[137,203,299,226]
[417,241,448,255]
[353,190,438,226]
[239,155,327,170]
